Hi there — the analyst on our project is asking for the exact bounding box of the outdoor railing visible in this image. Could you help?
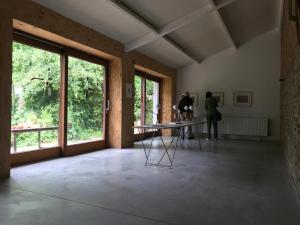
[11,126,59,153]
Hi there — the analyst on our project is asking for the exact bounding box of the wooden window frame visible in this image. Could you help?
[134,70,162,141]
[11,30,109,165]
[66,51,108,152]
[13,30,63,54]
[135,70,161,83]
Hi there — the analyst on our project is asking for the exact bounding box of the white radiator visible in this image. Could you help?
[199,117,268,137]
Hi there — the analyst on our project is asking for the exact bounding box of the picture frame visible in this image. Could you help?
[212,92,224,107]
[190,92,199,106]
[233,91,252,107]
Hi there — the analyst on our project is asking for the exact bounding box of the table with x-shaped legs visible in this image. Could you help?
[134,121,205,169]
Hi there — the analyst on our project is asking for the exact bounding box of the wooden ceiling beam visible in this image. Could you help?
[209,0,237,50]
[108,0,236,63]
[108,0,204,63]
[125,3,213,53]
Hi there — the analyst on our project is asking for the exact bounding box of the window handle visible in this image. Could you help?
[106,100,110,112]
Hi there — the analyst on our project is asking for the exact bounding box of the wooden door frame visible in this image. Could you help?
[133,70,162,141]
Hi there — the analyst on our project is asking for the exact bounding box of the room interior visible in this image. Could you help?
[0,0,300,224]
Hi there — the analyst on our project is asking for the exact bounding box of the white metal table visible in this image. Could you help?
[134,121,205,169]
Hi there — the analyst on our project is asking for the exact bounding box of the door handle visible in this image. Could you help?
[106,99,110,112]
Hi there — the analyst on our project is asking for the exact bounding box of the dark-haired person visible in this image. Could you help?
[178,91,194,139]
[205,91,218,139]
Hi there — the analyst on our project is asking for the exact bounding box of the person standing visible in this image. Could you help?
[205,91,218,139]
[178,91,194,139]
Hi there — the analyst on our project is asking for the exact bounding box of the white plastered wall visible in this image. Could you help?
[177,30,281,140]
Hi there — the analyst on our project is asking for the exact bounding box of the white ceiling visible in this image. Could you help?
[33,0,282,69]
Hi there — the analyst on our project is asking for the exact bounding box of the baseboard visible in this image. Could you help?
[197,133,274,141]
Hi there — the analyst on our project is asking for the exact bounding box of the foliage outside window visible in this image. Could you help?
[11,41,106,152]
[145,80,159,125]
[12,42,60,152]
[134,74,160,134]
[134,76,142,134]
[67,56,105,144]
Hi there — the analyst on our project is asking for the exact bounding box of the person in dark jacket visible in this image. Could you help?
[205,91,218,139]
[178,91,194,139]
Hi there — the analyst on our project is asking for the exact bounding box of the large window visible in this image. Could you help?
[134,76,142,133]
[12,41,60,153]
[11,32,108,156]
[67,56,105,144]
[145,79,160,125]
[134,72,160,134]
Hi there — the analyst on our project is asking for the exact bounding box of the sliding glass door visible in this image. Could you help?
[12,41,60,153]
[145,79,160,125]
[134,76,142,134]
[11,32,108,159]
[67,56,106,145]
[134,71,160,135]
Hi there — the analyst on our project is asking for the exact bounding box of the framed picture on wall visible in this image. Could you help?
[190,92,199,106]
[233,91,252,107]
[212,92,224,107]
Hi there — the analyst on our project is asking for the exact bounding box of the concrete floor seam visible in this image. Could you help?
[8,185,174,225]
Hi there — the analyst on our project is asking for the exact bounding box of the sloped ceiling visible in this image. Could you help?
[33,0,282,69]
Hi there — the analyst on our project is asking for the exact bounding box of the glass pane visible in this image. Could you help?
[134,76,142,134]
[145,80,159,125]
[11,42,60,153]
[67,56,105,144]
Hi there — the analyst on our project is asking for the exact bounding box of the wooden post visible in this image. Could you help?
[57,128,60,145]
[141,77,146,131]
[0,1,12,177]
[59,52,68,154]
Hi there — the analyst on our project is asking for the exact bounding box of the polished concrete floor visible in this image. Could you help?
[1,139,300,225]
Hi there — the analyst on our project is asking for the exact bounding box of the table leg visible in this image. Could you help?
[138,128,147,160]
[139,128,157,166]
[179,128,184,150]
[38,131,41,149]
[167,128,181,169]
[198,124,202,150]
[198,136,202,150]
[13,133,17,153]
[157,133,177,165]
[146,129,157,164]
[145,129,156,166]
